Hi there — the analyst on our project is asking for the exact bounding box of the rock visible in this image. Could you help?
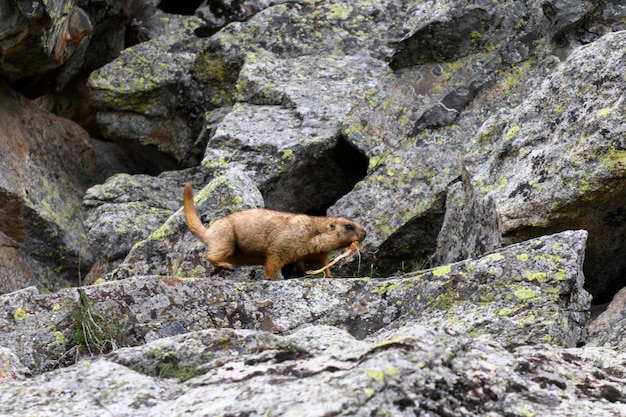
[0,1,92,80]
[588,286,626,350]
[332,51,506,275]
[0,83,130,294]
[210,0,407,60]
[87,0,408,164]
[459,30,626,301]
[328,1,626,300]
[193,0,293,38]
[0,230,589,375]
[1,323,625,416]
[127,2,204,46]
[87,25,205,163]
[203,101,369,213]
[83,170,205,264]
[331,0,573,276]
[0,345,31,382]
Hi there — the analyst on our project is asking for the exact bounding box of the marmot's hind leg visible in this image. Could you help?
[205,222,237,270]
[264,254,283,280]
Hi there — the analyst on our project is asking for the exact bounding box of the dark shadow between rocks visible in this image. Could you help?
[113,141,180,176]
[158,0,203,15]
[372,196,447,277]
[261,135,369,215]
[506,197,626,305]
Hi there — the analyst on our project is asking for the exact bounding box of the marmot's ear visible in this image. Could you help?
[329,221,336,230]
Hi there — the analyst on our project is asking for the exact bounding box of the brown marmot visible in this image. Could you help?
[183,183,366,279]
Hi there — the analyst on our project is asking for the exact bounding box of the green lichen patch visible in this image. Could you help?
[13,306,31,321]
[371,282,400,296]
[432,265,451,277]
[525,270,548,283]
[513,286,539,302]
[366,367,399,384]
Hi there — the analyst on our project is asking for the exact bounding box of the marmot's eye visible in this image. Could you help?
[345,224,354,231]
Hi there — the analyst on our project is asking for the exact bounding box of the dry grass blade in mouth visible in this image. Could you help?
[306,241,362,276]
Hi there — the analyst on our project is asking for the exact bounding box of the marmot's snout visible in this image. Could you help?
[345,222,366,241]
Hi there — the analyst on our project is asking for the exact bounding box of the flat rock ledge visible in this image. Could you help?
[1,324,625,416]
[0,229,616,416]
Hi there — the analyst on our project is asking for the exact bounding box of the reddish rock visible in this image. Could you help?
[0,3,92,79]
[0,82,129,293]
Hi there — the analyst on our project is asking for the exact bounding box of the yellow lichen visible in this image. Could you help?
[366,367,399,383]
[14,306,30,321]
[525,270,548,283]
[504,125,521,140]
[597,107,613,118]
[432,264,451,277]
[513,287,538,301]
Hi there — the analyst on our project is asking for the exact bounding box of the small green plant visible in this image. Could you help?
[152,361,203,381]
[407,258,430,272]
[129,354,204,381]
[70,289,130,355]
[353,263,378,278]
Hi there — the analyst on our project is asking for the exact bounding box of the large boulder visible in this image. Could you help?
[0,0,92,81]
[0,230,589,374]
[328,0,568,276]
[328,2,626,300]
[0,223,616,416]
[3,326,625,415]
[87,24,205,163]
[86,0,407,164]
[451,30,626,301]
[0,83,129,293]
[82,168,211,280]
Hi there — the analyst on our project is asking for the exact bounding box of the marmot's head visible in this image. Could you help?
[328,217,366,247]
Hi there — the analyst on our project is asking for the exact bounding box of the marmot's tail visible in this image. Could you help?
[183,183,208,242]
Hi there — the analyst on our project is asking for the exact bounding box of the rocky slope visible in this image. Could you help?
[2,0,626,415]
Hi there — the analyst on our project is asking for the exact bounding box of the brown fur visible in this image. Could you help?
[183,183,366,279]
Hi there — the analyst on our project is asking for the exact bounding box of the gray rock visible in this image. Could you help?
[87,0,409,164]
[460,30,626,300]
[84,174,182,262]
[0,83,129,294]
[88,26,204,162]
[1,323,625,416]
[328,1,626,301]
[0,1,92,80]
[203,102,369,213]
[588,286,626,350]
[0,230,589,375]
[332,53,499,275]
[330,0,582,277]
[193,0,294,37]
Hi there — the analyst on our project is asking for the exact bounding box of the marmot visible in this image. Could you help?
[183,183,366,279]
